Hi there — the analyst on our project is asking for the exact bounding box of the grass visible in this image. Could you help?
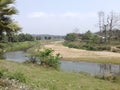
[0,41,37,52]
[0,60,120,90]
[6,41,38,52]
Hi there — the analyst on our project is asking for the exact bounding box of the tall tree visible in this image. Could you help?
[98,11,120,44]
[0,0,21,42]
[98,11,105,35]
[106,12,120,44]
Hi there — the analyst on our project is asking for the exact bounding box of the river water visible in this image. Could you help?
[4,51,120,75]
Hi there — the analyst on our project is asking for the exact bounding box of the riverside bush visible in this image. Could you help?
[27,48,61,69]
[38,48,61,69]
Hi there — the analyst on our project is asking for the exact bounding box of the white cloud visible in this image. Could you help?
[28,12,97,19]
[61,12,81,17]
[28,12,48,18]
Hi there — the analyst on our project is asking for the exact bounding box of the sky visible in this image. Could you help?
[14,0,120,35]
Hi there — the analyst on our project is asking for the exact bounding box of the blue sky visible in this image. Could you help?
[14,0,120,35]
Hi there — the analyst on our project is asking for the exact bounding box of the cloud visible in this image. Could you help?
[61,12,81,17]
[28,12,97,19]
[28,12,48,18]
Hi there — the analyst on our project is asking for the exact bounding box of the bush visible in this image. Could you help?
[63,41,81,49]
[38,48,61,69]
[26,48,61,69]
[48,53,61,68]
[82,44,97,51]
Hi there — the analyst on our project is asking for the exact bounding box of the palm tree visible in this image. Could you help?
[0,0,21,41]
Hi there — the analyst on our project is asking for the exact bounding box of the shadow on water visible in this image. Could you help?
[4,51,120,76]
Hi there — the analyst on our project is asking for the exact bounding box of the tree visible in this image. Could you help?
[0,0,21,42]
[98,11,105,35]
[83,30,99,44]
[18,33,35,42]
[98,11,120,44]
[65,33,78,42]
[106,12,120,44]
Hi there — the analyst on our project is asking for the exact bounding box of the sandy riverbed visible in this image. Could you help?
[44,41,120,63]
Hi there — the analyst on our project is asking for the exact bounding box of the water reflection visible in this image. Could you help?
[99,64,120,76]
[60,61,120,75]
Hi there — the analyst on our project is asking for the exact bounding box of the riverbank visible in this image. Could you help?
[5,41,38,52]
[44,41,120,64]
[0,41,38,59]
[0,60,120,90]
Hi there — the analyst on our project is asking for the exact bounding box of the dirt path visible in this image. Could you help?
[44,41,120,63]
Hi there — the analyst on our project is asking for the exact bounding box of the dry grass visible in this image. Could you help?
[44,41,120,64]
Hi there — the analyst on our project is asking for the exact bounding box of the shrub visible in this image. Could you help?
[38,48,61,69]
[48,53,61,69]
[26,48,61,69]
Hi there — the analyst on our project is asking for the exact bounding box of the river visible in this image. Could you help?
[4,51,120,75]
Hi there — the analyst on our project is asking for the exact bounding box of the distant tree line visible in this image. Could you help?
[1,33,35,43]
[35,35,64,40]
[65,31,100,44]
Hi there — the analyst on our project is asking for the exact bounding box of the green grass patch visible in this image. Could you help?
[6,41,37,52]
[0,60,120,90]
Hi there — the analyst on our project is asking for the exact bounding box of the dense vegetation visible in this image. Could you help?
[64,30,120,51]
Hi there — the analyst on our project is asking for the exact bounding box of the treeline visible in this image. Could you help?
[33,34,64,40]
[64,29,120,51]
[1,33,35,43]
[64,11,120,52]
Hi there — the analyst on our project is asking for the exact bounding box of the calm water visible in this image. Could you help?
[4,51,120,75]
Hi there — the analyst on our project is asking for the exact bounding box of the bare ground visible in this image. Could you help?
[44,41,120,63]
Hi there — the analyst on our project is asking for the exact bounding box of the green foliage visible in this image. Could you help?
[9,72,27,83]
[64,31,112,51]
[18,33,35,42]
[63,41,111,51]
[0,67,8,78]
[1,41,37,52]
[0,66,27,83]
[38,48,61,69]
[65,33,78,42]
[0,0,21,42]
[26,48,61,69]
[83,30,100,44]
[63,41,81,49]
